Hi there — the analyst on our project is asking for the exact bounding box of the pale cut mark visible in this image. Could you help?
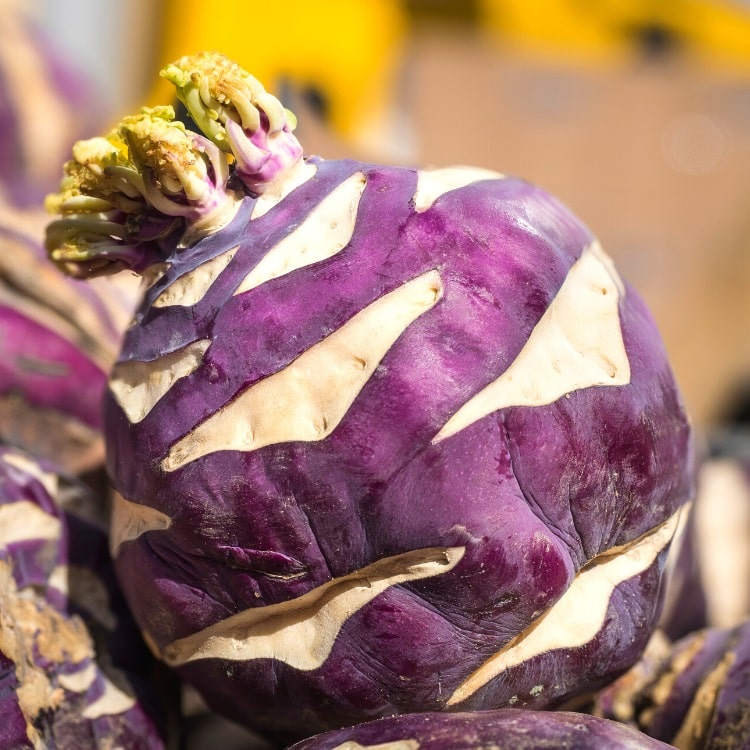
[152,246,238,307]
[80,676,136,719]
[235,171,367,295]
[413,165,504,212]
[250,159,318,219]
[163,269,444,472]
[446,508,683,706]
[47,565,69,597]
[331,741,420,750]
[109,491,172,557]
[57,662,98,693]
[109,339,211,424]
[140,262,170,290]
[433,241,629,444]
[2,451,59,498]
[0,501,61,546]
[694,459,750,628]
[161,546,465,669]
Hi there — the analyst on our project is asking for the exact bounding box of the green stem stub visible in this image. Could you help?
[161,52,303,195]
[45,106,239,278]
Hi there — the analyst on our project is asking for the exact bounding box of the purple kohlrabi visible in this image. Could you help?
[45,52,695,743]
[0,444,166,750]
[287,708,676,750]
[595,618,750,749]
[0,194,140,474]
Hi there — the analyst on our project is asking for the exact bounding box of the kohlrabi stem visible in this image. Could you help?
[45,106,241,278]
[161,52,304,195]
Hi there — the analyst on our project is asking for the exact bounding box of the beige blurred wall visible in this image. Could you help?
[397,23,750,430]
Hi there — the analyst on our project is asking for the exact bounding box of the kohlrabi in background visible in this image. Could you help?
[287,708,677,750]
[0,0,141,478]
[0,445,166,750]
[594,618,750,749]
[0,194,140,475]
[0,0,105,207]
[45,52,695,743]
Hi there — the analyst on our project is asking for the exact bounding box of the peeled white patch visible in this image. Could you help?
[80,676,136,719]
[694,459,750,628]
[0,501,61,546]
[162,546,465,670]
[433,241,629,443]
[163,269,443,472]
[446,509,682,706]
[235,172,366,295]
[1,452,58,498]
[47,565,69,596]
[413,166,504,212]
[57,662,98,693]
[109,491,172,557]
[109,339,211,424]
[331,742,420,750]
[251,159,318,219]
[152,246,237,307]
[140,262,170,290]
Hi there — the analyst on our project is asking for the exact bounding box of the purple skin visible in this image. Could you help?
[0,305,105,429]
[287,709,676,750]
[46,53,694,743]
[0,446,166,750]
[596,620,750,749]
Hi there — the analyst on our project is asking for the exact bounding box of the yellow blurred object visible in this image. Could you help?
[478,0,750,73]
[150,0,407,151]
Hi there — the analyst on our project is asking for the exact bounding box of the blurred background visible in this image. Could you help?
[15,0,750,432]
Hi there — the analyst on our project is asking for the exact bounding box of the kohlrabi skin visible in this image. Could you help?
[0,445,165,750]
[595,619,750,750]
[286,708,677,750]
[45,52,695,742]
[0,195,140,474]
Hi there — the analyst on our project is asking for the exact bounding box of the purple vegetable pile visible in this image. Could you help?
[0,1,140,477]
[0,445,165,749]
[0,196,139,476]
[38,51,697,747]
[594,618,750,749]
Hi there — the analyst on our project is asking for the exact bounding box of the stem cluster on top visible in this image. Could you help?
[44,52,304,279]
